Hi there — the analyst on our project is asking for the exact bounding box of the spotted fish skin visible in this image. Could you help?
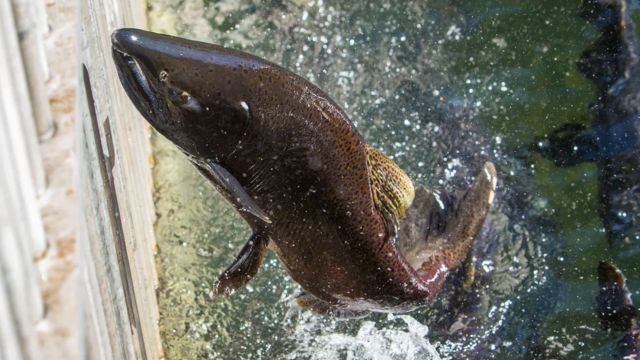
[111,28,496,314]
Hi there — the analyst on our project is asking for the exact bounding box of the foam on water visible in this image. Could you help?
[289,314,440,360]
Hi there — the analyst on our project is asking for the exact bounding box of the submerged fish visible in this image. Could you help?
[111,28,496,316]
[596,261,639,359]
[534,0,640,246]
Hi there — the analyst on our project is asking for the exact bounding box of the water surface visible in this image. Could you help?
[147,1,639,358]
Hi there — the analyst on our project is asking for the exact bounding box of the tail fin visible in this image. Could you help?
[400,162,497,278]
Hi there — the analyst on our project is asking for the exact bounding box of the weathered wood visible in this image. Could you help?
[0,0,47,358]
[77,0,162,359]
[11,0,55,141]
[0,0,46,199]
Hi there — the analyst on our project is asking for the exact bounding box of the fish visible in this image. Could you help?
[533,118,640,168]
[533,0,640,246]
[111,28,496,316]
[596,261,639,359]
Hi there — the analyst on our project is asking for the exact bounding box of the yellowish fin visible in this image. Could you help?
[365,144,415,222]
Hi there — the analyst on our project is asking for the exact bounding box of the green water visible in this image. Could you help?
[147,0,639,359]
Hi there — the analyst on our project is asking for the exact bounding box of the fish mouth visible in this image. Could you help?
[111,44,160,120]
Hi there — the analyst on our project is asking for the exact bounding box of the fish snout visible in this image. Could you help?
[111,28,145,57]
[111,29,165,128]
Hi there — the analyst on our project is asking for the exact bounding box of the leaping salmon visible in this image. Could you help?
[111,28,496,317]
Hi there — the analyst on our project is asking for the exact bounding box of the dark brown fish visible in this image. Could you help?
[111,28,496,316]
[534,0,640,246]
[596,261,639,359]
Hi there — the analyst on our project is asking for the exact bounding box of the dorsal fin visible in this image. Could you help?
[365,144,415,222]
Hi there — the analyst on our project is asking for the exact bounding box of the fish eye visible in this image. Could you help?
[178,91,195,106]
[171,89,201,113]
[159,70,169,82]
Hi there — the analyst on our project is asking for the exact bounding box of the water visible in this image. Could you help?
[146,0,640,358]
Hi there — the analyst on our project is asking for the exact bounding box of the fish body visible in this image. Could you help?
[111,28,496,315]
[535,0,640,245]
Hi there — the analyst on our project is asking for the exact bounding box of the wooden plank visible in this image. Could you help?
[0,0,47,358]
[0,0,46,209]
[11,0,55,141]
[76,0,162,358]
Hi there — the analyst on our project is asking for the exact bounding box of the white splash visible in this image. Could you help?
[290,315,441,360]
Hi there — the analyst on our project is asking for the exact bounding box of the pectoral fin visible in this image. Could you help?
[198,159,271,224]
[211,231,269,296]
[365,144,415,222]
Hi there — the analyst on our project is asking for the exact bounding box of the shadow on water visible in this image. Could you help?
[146,0,639,358]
